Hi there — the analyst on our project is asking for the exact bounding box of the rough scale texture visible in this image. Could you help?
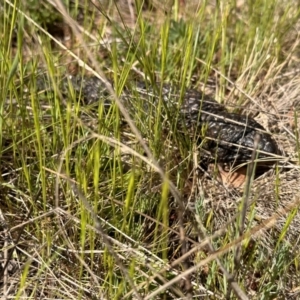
[133,82,279,163]
[39,75,279,164]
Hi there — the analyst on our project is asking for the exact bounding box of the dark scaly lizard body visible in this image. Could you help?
[38,75,279,164]
[133,82,278,163]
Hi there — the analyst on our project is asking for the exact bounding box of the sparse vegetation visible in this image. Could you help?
[1,0,300,299]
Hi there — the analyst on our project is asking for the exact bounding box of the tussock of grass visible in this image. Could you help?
[1,0,300,299]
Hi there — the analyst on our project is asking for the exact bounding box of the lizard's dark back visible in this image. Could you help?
[131,80,279,163]
[38,75,279,165]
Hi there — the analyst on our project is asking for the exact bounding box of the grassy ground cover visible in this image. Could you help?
[0,0,300,299]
